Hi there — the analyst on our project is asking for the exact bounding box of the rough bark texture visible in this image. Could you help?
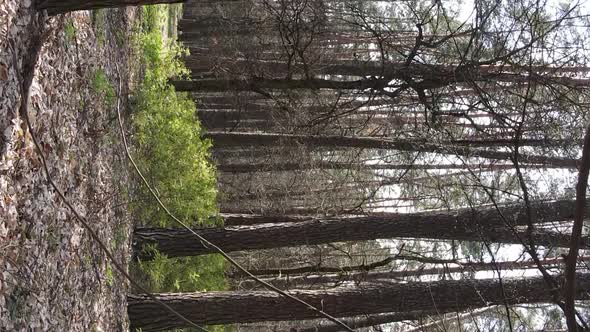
[241,256,590,289]
[170,71,590,92]
[220,213,313,226]
[232,257,395,277]
[170,77,392,92]
[36,0,184,14]
[293,312,433,332]
[204,132,578,167]
[197,109,270,129]
[134,200,586,259]
[128,274,590,331]
[178,61,590,87]
[217,162,562,173]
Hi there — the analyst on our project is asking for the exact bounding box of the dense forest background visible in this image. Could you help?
[166,0,590,330]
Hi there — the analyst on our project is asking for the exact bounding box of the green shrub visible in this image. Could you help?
[138,248,227,292]
[91,69,115,107]
[64,19,76,48]
[131,4,226,295]
[134,5,217,229]
[133,67,217,227]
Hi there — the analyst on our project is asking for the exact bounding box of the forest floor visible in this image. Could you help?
[0,2,139,330]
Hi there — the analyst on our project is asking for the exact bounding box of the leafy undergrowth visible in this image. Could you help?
[130,4,228,323]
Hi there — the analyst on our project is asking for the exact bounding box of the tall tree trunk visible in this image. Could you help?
[217,199,579,226]
[231,186,358,201]
[294,308,497,332]
[217,162,563,173]
[197,109,272,129]
[127,274,590,331]
[133,200,585,259]
[170,77,393,92]
[231,256,395,278]
[218,206,328,215]
[220,213,313,226]
[293,311,435,332]
[239,256,590,289]
[36,0,184,15]
[204,132,579,168]
[179,59,590,85]
[173,76,585,92]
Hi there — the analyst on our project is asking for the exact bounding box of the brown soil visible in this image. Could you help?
[0,2,138,331]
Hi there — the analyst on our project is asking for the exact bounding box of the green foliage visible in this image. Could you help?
[105,264,114,286]
[138,248,227,293]
[141,5,162,33]
[115,28,126,48]
[167,4,182,39]
[91,9,107,46]
[134,53,215,226]
[91,69,115,107]
[131,4,226,299]
[134,5,216,228]
[64,19,76,49]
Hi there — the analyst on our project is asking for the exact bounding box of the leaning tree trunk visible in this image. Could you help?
[36,0,184,15]
[127,274,590,331]
[133,200,585,259]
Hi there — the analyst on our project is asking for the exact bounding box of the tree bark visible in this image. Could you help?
[217,162,564,173]
[170,65,590,93]
[217,199,578,226]
[133,200,586,259]
[563,125,590,331]
[198,109,270,123]
[232,256,395,277]
[179,59,590,86]
[204,132,579,168]
[220,213,313,226]
[293,312,435,332]
[239,256,590,289]
[127,274,590,331]
[36,0,184,15]
[170,77,393,92]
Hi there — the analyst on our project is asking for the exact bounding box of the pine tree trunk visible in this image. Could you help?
[36,0,184,15]
[221,213,313,226]
[197,108,274,131]
[178,59,590,86]
[170,69,590,93]
[293,312,433,332]
[217,162,558,173]
[239,256,590,289]
[170,77,391,92]
[133,200,584,259]
[204,132,579,168]
[127,274,590,331]
[231,256,395,278]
